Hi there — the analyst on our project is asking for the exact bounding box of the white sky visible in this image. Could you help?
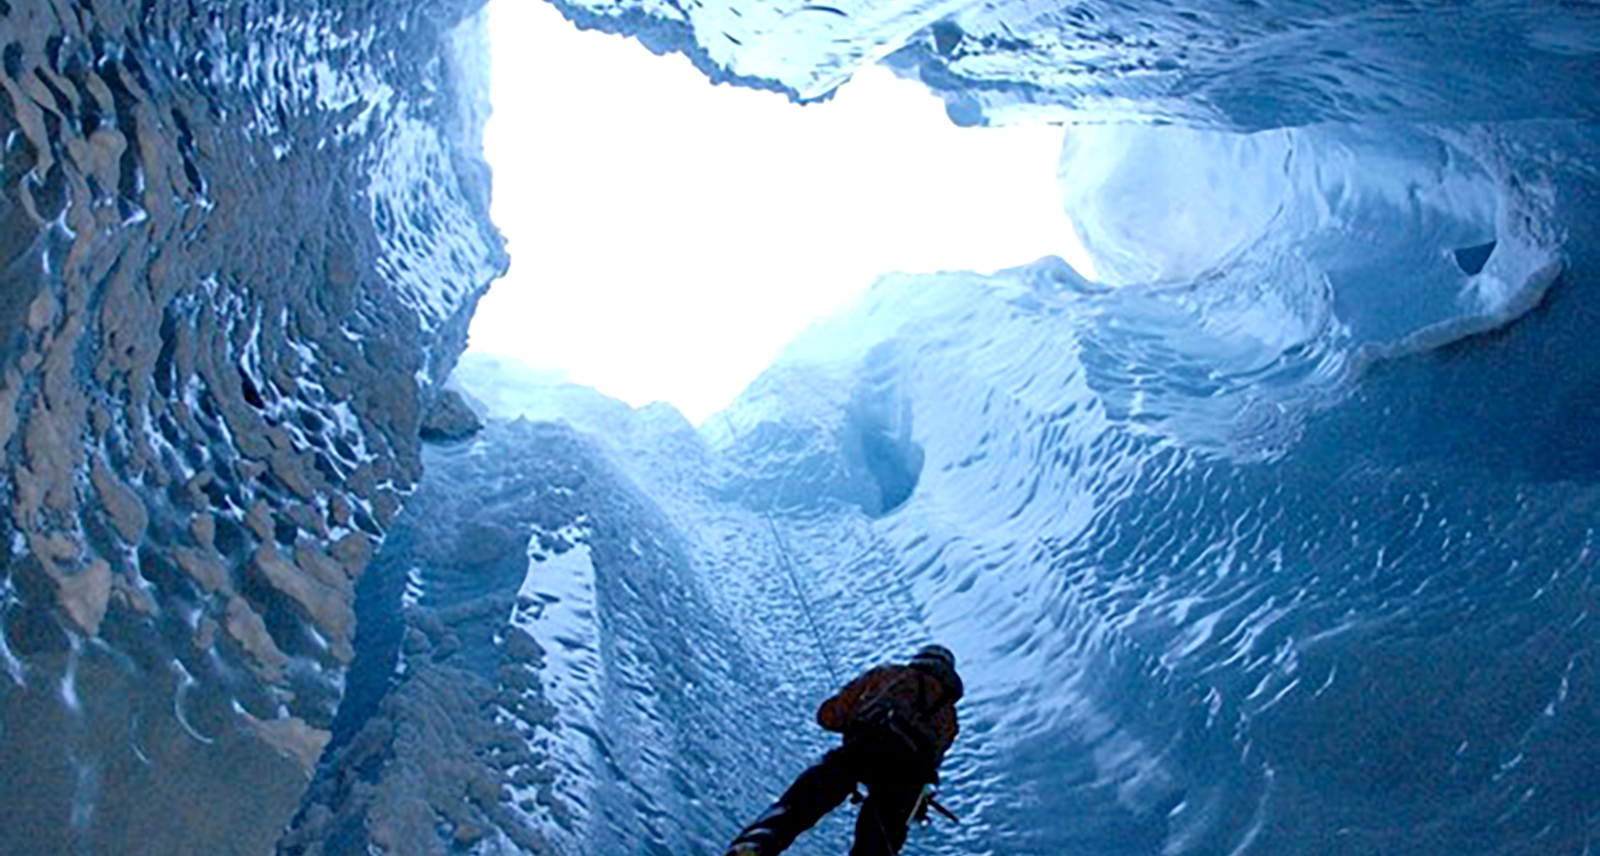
[470,0,1088,425]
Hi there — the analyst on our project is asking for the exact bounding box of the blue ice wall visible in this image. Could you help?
[405,3,1600,854]
[423,125,1596,851]
[548,0,1600,128]
[0,2,504,853]
[23,0,1579,853]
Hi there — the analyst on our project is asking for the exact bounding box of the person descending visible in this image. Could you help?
[723,644,964,856]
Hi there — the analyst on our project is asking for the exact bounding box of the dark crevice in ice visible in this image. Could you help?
[1453,240,1497,275]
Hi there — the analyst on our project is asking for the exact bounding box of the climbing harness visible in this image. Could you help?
[850,783,959,825]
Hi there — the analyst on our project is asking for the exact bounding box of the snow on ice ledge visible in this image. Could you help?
[505,520,603,852]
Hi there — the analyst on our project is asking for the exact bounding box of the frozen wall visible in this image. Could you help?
[422,127,1599,852]
[2,0,1598,854]
[434,2,1600,854]
[549,0,1600,128]
[0,2,503,853]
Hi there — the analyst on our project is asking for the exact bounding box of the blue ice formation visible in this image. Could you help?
[16,0,1578,852]
[422,141,1598,854]
[549,0,1600,128]
[412,124,1598,852]
[416,201,1599,855]
[390,3,1600,855]
[0,1,504,853]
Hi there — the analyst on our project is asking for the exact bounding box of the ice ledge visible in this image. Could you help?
[544,0,805,100]
[546,0,1600,129]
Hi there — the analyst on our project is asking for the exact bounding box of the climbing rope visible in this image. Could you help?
[719,411,845,689]
[717,411,965,844]
[763,511,844,688]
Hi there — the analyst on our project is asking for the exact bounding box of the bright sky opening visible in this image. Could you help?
[471,0,1091,425]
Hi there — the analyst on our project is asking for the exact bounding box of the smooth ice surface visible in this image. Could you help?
[1058,125,1500,288]
[1056,124,1563,360]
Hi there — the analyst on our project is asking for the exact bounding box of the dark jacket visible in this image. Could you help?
[815,659,963,773]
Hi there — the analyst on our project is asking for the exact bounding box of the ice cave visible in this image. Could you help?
[0,1,1597,855]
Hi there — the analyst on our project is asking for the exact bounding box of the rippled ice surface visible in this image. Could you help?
[552,0,1600,128]
[456,117,1600,855]
[0,1,500,853]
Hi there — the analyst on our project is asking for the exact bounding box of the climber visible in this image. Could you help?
[723,644,964,856]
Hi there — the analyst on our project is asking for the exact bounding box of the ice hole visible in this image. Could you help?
[468,0,1090,424]
[1454,241,1497,276]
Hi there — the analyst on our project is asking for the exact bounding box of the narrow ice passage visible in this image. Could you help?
[299,3,1600,854]
[0,0,1590,852]
[436,173,1599,851]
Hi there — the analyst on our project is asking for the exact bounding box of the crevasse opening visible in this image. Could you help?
[466,0,1088,424]
[6,2,1599,855]
[313,3,1598,856]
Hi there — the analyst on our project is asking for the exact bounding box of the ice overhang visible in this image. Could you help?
[547,0,1600,129]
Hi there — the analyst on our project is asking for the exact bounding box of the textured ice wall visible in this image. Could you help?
[424,163,1594,854]
[362,353,956,854]
[690,126,1599,854]
[0,2,504,853]
[462,5,1600,853]
[279,394,803,854]
[549,0,1600,128]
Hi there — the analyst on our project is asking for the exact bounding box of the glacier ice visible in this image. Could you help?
[398,3,1600,854]
[1057,122,1562,352]
[417,138,1600,852]
[0,1,503,853]
[551,0,1600,128]
[0,0,1597,854]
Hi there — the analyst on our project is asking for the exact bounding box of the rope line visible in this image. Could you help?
[720,411,845,689]
[763,511,844,688]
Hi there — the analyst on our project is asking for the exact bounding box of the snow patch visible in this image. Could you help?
[172,661,215,745]
[60,636,82,714]
[504,520,600,847]
[401,565,426,608]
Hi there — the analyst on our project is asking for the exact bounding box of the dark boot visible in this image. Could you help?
[726,744,862,854]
